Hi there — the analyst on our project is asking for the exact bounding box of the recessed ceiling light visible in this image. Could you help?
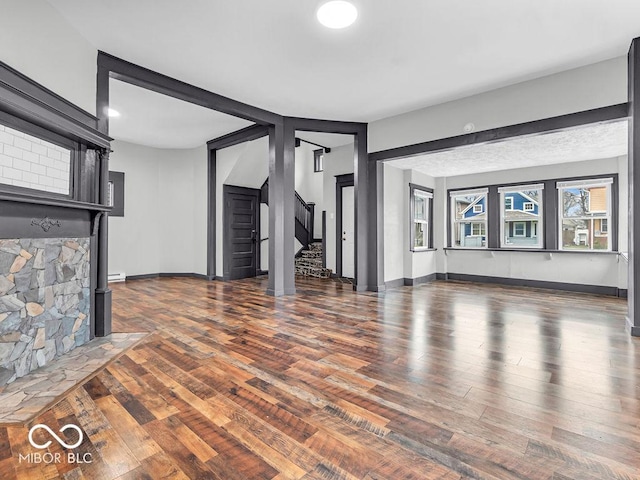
[317,1,358,29]
[107,108,120,118]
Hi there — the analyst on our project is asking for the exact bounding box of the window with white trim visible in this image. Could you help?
[450,188,487,248]
[411,185,432,250]
[505,197,513,210]
[498,184,544,248]
[557,178,612,251]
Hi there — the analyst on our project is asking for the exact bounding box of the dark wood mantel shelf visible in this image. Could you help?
[0,192,111,212]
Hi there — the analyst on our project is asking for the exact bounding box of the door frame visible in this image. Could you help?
[335,173,355,278]
[223,185,261,281]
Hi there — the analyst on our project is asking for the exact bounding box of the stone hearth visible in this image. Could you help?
[0,237,91,387]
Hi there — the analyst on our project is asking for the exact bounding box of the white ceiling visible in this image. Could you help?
[45,0,640,149]
[109,79,252,149]
[386,120,628,177]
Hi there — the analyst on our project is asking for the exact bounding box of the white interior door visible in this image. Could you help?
[342,186,355,278]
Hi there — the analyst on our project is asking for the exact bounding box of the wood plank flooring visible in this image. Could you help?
[0,276,638,479]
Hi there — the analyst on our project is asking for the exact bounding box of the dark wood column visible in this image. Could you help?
[354,126,372,291]
[207,148,216,280]
[95,63,112,337]
[628,37,640,336]
[267,120,296,296]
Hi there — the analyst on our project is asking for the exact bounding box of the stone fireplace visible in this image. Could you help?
[0,237,91,386]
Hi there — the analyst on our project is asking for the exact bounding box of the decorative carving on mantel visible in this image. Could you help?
[30,216,62,232]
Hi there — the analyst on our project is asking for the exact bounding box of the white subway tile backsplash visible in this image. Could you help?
[3,144,23,159]
[3,167,22,180]
[0,122,70,194]
[47,148,61,160]
[31,143,47,156]
[22,171,39,183]
[31,163,46,175]
[23,150,39,163]
[0,131,14,145]
[13,158,31,171]
[14,137,32,151]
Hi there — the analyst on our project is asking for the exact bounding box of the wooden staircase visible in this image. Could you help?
[295,242,331,278]
[261,178,316,249]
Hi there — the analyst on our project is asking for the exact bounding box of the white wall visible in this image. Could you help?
[383,165,405,282]
[295,143,324,238]
[322,143,354,273]
[0,0,97,114]
[383,166,437,283]
[430,156,627,289]
[108,140,207,277]
[369,57,627,153]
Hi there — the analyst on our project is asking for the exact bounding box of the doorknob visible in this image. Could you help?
[251,230,257,241]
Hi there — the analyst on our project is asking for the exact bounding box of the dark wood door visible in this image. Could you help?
[224,185,260,280]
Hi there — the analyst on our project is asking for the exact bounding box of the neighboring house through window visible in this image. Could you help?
[498,184,544,248]
[557,177,613,251]
[450,188,487,248]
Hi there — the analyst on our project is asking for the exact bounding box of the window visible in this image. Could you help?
[557,178,612,251]
[450,188,487,248]
[498,184,543,248]
[600,218,608,234]
[471,223,485,236]
[514,222,526,236]
[108,171,125,217]
[410,184,433,250]
[313,149,324,172]
[505,197,513,210]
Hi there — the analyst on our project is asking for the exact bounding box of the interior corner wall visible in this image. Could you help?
[368,56,627,152]
[108,140,207,277]
[0,0,98,115]
[322,143,354,273]
[383,167,437,284]
[383,164,405,282]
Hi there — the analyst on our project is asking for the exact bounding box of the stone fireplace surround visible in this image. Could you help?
[0,237,91,386]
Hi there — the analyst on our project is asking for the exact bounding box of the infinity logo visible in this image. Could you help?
[28,424,83,450]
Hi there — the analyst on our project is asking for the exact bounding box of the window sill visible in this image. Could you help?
[444,247,619,255]
[411,248,437,253]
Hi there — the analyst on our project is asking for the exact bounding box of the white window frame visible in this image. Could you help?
[450,188,488,249]
[471,223,485,236]
[505,197,513,210]
[600,218,608,234]
[411,186,433,251]
[473,204,483,213]
[523,202,534,211]
[557,178,613,252]
[498,183,544,249]
[513,222,526,237]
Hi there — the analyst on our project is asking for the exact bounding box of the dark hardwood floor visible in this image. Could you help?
[1,276,638,479]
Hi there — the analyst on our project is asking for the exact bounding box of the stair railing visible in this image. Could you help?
[295,192,314,247]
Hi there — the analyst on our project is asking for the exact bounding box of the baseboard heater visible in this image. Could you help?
[107,272,126,283]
